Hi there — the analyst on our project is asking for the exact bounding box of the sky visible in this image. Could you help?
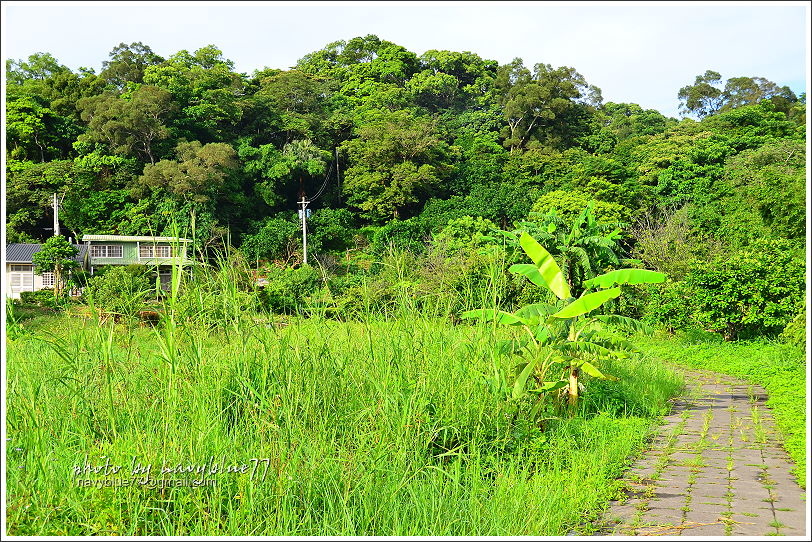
[1,1,809,117]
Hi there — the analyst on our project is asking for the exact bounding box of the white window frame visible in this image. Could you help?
[90,245,123,258]
[10,264,33,272]
[41,272,55,287]
[140,245,172,258]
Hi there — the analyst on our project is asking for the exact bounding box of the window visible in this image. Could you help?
[140,245,172,258]
[90,245,123,258]
[41,272,55,287]
[10,264,33,272]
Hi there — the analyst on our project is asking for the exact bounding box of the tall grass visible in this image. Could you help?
[5,258,684,536]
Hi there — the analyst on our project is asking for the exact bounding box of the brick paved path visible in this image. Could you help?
[601,369,807,536]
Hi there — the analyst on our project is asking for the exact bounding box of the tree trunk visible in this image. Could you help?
[54,263,62,299]
[568,366,580,414]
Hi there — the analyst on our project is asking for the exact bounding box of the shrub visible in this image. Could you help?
[257,265,321,314]
[240,215,300,264]
[370,218,428,255]
[529,190,632,225]
[309,208,357,253]
[84,266,154,317]
[432,216,499,253]
[650,239,804,340]
[19,289,58,308]
[642,280,696,333]
[779,307,806,348]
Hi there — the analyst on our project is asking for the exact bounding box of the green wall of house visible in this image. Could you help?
[89,242,189,267]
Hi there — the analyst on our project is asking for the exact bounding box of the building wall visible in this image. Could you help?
[88,242,189,268]
[5,264,49,299]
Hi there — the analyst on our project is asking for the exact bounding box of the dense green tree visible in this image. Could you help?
[77,84,175,164]
[678,70,724,118]
[100,42,165,88]
[495,59,602,151]
[529,190,633,225]
[240,138,331,208]
[6,52,70,85]
[341,109,450,221]
[245,70,331,146]
[137,140,238,203]
[6,159,75,240]
[240,215,301,264]
[143,45,244,142]
[599,102,676,140]
[60,153,139,236]
[721,76,797,112]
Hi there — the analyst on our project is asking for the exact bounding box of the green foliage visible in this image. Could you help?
[685,240,805,340]
[2,40,806,347]
[100,42,164,88]
[495,59,601,151]
[778,307,806,348]
[137,140,238,203]
[309,208,357,253]
[32,235,79,298]
[341,108,450,222]
[529,190,632,225]
[518,204,628,296]
[77,84,175,164]
[240,215,300,264]
[370,218,428,255]
[465,232,664,415]
[433,216,499,252]
[257,265,321,314]
[84,265,153,316]
[653,240,805,340]
[19,289,59,308]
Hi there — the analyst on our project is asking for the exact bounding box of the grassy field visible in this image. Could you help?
[636,331,807,489]
[5,309,684,536]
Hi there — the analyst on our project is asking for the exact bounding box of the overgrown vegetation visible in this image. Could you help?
[5,35,807,536]
[6,300,683,536]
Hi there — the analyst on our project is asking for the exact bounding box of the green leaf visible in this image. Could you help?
[460,309,524,326]
[592,314,652,334]
[513,356,538,399]
[530,380,568,394]
[579,361,618,381]
[509,264,549,291]
[552,288,621,319]
[533,325,553,345]
[558,341,614,358]
[518,233,571,299]
[498,338,529,355]
[515,303,557,326]
[583,268,667,289]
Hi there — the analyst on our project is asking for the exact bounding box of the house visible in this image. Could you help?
[82,235,193,289]
[5,243,88,299]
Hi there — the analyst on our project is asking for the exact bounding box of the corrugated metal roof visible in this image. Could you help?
[6,244,40,263]
[82,235,192,242]
[6,243,87,264]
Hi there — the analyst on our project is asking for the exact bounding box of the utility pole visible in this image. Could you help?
[299,197,310,265]
[52,193,60,237]
[335,147,341,206]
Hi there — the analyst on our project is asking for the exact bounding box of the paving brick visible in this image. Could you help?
[678,523,726,536]
[691,483,730,499]
[598,369,807,537]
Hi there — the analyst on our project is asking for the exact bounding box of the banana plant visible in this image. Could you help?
[463,232,666,416]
